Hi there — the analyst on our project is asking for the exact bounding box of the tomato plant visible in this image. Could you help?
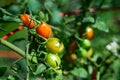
[0,0,120,80]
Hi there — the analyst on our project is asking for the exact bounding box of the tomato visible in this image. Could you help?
[46,38,64,54]
[20,14,34,28]
[81,39,91,49]
[68,40,77,53]
[36,22,52,38]
[65,53,77,65]
[45,53,61,68]
[76,47,87,58]
[69,53,77,60]
[2,35,8,40]
[87,47,93,58]
[83,27,94,40]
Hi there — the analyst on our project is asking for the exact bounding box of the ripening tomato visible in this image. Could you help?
[45,53,61,68]
[20,14,35,28]
[36,22,52,38]
[69,53,77,61]
[87,47,93,58]
[83,27,94,40]
[65,53,77,65]
[46,38,64,54]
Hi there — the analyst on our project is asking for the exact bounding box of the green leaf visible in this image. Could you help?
[64,16,75,24]
[51,10,62,23]
[93,17,109,32]
[45,13,49,22]
[0,22,19,38]
[70,67,88,78]
[34,64,46,75]
[55,75,66,80]
[3,15,21,22]
[7,75,15,80]
[82,16,95,23]
[39,11,45,20]
[7,75,20,80]
[27,0,41,13]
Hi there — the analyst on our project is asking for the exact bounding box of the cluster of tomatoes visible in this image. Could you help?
[65,26,94,65]
[20,14,64,75]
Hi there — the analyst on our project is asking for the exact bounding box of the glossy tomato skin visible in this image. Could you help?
[46,38,64,54]
[45,53,61,68]
[84,27,94,40]
[20,14,34,28]
[36,22,52,38]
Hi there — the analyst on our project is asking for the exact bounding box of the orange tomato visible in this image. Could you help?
[84,27,94,40]
[36,22,52,38]
[20,14,34,28]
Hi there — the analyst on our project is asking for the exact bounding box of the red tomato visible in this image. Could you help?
[20,14,35,28]
[36,22,52,38]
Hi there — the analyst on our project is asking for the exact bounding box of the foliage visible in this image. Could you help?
[0,0,120,80]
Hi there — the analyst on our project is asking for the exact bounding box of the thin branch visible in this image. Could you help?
[60,7,120,16]
[0,39,25,57]
[0,39,31,61]
[25,43,30,80]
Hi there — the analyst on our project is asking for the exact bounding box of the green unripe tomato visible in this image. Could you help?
[45,53,61,68]
[76,47,87,58]
[81,39,91,49]
[46,38,64,54]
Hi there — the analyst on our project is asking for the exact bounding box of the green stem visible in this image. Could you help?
[0,39,31,60]
[0,8,13,16]
[25,43,30,80]
[44,5,53,17]
[0,39,25,57]
[87,57,99,68]
[97,71,100,80]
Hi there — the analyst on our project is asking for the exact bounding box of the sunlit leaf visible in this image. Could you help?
[93,17,109,32]
[34,64,46,75]
[70,67,88,78]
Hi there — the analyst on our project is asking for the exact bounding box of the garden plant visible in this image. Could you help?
[0,0,120,80]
